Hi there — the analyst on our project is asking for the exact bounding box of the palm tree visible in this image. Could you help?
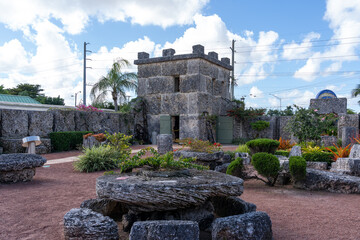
[90,59,137,111]
[352,84,360,105]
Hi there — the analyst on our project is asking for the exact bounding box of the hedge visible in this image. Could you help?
[246,138,280,155]
[49,131,93,151]
[289,156,307,181]
[302,152,334,164]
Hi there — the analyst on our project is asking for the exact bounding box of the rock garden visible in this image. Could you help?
[1,101,360,239]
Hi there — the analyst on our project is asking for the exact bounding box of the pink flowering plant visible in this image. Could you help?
[76,104,103,112]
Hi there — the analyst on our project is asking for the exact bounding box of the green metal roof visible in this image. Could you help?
[0,94,41,104]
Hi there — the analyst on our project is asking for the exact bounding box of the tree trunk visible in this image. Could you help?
[112,93,118,111]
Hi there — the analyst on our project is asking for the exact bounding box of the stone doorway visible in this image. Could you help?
[172,116,180,141]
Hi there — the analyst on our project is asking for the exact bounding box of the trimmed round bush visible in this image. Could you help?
[226,157,243,177]
[289,156,306,181]
[251,152,280,180]
[246,138,280,155]
[251,120,270,131]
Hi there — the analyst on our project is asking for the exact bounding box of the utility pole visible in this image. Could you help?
[83,42,92,106]
[269,93,282,111]
[230,39,236,100]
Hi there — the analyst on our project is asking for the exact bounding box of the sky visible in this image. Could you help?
[0,0,359,112]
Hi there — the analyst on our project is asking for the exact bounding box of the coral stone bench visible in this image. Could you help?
[0,154,47,183]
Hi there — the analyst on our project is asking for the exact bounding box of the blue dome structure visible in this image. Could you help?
[316,89,337,99]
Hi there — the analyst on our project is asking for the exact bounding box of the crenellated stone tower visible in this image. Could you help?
[134,44,233,142]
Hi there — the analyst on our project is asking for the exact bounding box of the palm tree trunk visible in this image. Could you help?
[112,93,118,111]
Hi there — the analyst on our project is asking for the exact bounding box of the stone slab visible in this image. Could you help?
[297,168,360,194]
[157,134,173,155]
[1,109,28,138]
[130,220,199,240]
[63,208,118,240]
[307,161,328,170]
[309,98,347,114]
[330,158,360,177]
[0,168,35,183]
[212,211,273,240]
[28,111,53,137]
[0,153,46,171]
[349,144,360,159]
[289,146,302,157]
[0,153,46,183]
[96,169,244,212]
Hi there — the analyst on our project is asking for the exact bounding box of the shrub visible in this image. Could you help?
[302,145,323,153]
[289,156,307,181]
[50,131,92,151]
[325,144,352,161]
[277,137,295,150]
[74,145,121,172]
[105,132,132,159]
[225,151,236,161]
[251,152,280,186]
[236,144,250,154]
[226,157,243,177]
[302,152,334,164]
[275,150,290,157]
[118,147,208,173]
[251,120,270,131]
[246,138,280,155]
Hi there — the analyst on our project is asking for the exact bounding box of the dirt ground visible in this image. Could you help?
[1,149,359,240]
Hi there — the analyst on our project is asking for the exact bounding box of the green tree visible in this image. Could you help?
[90,59,137,111]
[267,106,294,116]
[352,84,360,105]
[0,85,9,94]
[8,83,44,99]
[36,95,65,105]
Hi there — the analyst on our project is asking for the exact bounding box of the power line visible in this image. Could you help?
[235,70,360,77]
[234,54,359,64]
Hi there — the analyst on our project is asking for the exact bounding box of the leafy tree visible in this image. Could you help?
[36,95,65,105]
[8,83,44,99]
[0,85,9,94]
[90,59,137,111]
[352,84,360,105]
[267,106,294,116]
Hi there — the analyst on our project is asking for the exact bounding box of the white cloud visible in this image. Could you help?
[249,86,263,98]
[282,32,320,60]
[0,0,210,34]
[292,0,360,81]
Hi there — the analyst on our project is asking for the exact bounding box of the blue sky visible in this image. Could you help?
[0,0,359,111]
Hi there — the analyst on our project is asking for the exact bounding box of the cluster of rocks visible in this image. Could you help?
[64,169,273,240]
[0,153,46,183]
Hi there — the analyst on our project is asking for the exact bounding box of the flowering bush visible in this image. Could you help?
[286,106,338,142]
[76,104,103,112]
